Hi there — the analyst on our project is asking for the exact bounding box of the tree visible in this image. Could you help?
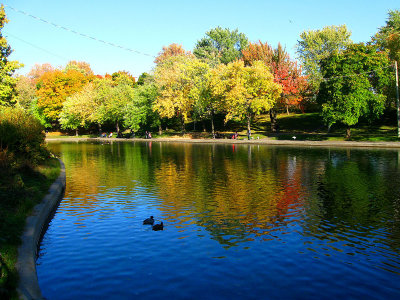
[154,55,210,132]
[124,82,158,133]
[64,60,94,76]
[373,10,400,62]
[0,5,23,106]
[15,75,36,110]
[111,70,136,86]
[317,43,392,138]
[193,27,249,65]
[242,41,309,131]
[28,63,55,82]
[154,43,192,64]
[297,25,352,93]
[36,69,89,123]
[209,60,282,138]
[59,83,98,135]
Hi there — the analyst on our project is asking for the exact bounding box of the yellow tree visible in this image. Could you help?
[36,69,89,123]
[154,43,192,64]
[153,55,210,132]
[210,60,282,138]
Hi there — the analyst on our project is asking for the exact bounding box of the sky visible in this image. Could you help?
[2,0,399,78]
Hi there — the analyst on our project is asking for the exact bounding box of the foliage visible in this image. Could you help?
[59,83,98,133]
[0,5,23,106]
[242,41,309,112]
[317,43,393,137]
[154,55,210,130]
[0,106,48,167]
[155,43,192,64]
[111,70,136,86]
[193,27,249,65]
[36,69,90,123]
[373,10,400,62]
[64,60,94,76]
[209,60,282,134]
[297,25,352,93]
[28,63,55,82]
[15,75,36,110]
[124,82,158,132]
[137,72,152,85]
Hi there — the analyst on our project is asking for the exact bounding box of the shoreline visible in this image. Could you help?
[46,137,400,149]
[16,159,66,300]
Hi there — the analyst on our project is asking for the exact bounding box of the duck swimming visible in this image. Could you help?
[152,222,164,231]
[143,216,154,225]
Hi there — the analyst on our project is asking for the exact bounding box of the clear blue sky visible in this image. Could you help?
[3,0,399,78]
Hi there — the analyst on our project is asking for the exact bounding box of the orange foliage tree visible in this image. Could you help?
[36,69,90,123]
[242,41,309,130]
[154,43,192,64]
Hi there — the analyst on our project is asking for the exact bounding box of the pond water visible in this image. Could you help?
[37,141,400,299]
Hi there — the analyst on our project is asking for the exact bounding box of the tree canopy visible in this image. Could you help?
[373,10,400,63]
[0,5,23,106]
[193,27,249,65]
[317,43,392,137]
[297,25,352,92]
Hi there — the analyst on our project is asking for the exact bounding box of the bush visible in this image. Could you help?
[0,106,49,168]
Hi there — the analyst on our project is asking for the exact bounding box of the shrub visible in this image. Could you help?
[0,106,49,167]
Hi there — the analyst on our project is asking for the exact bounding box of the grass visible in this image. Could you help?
[46,112,400,142]
[0,158,61,299]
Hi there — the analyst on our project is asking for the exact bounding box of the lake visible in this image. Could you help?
[37,141,400,299]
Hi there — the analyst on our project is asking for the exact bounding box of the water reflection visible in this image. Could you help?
[41,141,400,298]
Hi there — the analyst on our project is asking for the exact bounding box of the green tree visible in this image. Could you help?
[209,60,282,138]
[317,43,392,138]
[0,5,23,106]
[124,82,158,133]
[193,27,249,65]
[297,25,352,93]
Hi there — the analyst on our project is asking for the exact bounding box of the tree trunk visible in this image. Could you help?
[116,121,120,134]
[211,110,215,138]
[193,120,196,131]
[286,105,290,115]
[346,127,351,139]
[202,120,206,132]
[98,123,102,135]
[247,114,251,140]
[75,128,78,136]
[270,108,278,132]
[158,124,162,136]
[181,116,185,135]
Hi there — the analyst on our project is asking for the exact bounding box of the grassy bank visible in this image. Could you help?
[47,112,400,142]
[0,158,61,299]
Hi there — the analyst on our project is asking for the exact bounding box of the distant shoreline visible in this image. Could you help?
[46,137,400,149]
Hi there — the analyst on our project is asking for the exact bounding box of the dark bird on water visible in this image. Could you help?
[143,216,154,225]
[152,222,164,231]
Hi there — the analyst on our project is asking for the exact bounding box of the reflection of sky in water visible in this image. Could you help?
[37,142,400,299]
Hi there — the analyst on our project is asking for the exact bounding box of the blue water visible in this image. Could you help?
[37,141,400,299]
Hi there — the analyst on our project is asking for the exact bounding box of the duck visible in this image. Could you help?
[143,216,154,225]
[152,222,164,231]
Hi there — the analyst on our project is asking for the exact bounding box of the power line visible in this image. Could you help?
[5,32,69,61]
[4,4,156,59]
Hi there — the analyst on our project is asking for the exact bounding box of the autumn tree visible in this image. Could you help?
[317,43,392,138]
[15,75,36,110]
[242,41,309,131]
[154,55,210,133]
[193,27,249,65]
[297,25,352,93]
[36,69,89,123]
[209,60,282,138]
[59,83,99,135]
[111,70,136,86]
[155,43,192,64]
[27,63,55,82]
[65,60,94,76]
[0,5,23,106]
[373,10,400,63]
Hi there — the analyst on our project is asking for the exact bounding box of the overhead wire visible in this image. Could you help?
[4,4,156,59]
